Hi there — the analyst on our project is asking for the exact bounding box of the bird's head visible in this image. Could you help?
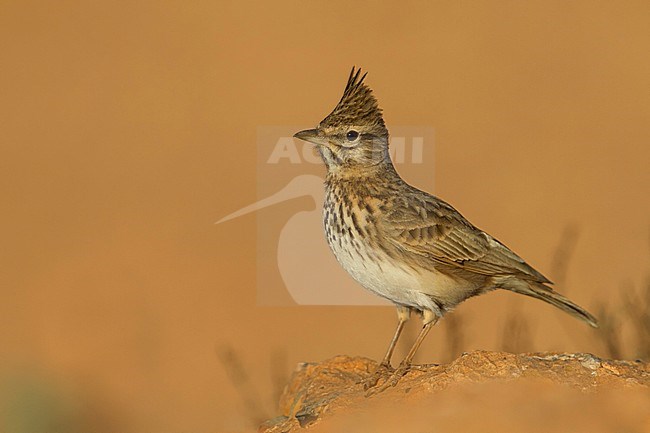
[294,68,390,174]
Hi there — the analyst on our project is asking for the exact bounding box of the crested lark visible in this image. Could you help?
[294,68,597,391]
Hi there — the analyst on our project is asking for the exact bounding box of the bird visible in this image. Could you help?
[293,67,598,392]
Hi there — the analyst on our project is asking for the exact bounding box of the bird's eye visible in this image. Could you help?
[346,130,360,141]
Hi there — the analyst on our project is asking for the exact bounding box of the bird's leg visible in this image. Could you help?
[380,306,411,367]
[366,310,438,396]
[400,311,437,366]
[362,306,411,390]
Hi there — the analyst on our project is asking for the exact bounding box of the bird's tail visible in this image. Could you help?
[497,277,598,328]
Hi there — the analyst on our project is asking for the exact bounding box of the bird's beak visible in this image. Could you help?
[293,128,329,146]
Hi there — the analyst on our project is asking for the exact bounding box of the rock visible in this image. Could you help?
[259,351,650,432]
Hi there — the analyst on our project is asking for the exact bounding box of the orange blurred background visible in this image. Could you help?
[1,1,649,432]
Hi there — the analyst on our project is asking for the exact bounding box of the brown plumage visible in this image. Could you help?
[294,67,597,392]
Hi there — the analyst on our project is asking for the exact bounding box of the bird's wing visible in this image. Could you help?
[382,195,551,283]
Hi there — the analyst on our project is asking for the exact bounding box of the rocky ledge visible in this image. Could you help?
[260,351,650,433]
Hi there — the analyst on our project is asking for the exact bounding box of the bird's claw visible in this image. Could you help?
[361,362,393,391]
[364,363,411,397]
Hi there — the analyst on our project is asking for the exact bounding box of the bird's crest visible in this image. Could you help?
[320,67,386,134]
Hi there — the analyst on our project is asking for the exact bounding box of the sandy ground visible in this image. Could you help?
[1,2,649,432]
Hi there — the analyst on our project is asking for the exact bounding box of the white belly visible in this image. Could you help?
[327,232,457,316]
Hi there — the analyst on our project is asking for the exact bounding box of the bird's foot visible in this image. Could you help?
[361,362,393,391]
[364,362,411,397]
